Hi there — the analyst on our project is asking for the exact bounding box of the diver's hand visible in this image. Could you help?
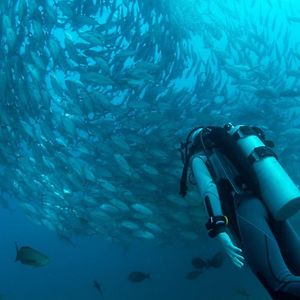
[216,232,244,268]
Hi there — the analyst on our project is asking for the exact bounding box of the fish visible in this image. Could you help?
[207,252,227,268]
[254,88,279,98]
[287,16,300,24]
[128,271,150,283]
[78,31,104,46]
[185,270,202,280]
[191,257,209,269]
[15,243,49,267]
[191,252,226,270]
[93,280,103,296]
[279,89,300,98]
[236,287,252,299]
[131,204,153,216]
[80,72,115,86]
[121,221,140,230]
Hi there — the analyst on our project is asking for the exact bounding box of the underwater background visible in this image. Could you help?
[1,0,300,299]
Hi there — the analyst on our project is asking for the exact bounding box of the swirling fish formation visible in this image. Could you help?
[0,0,300,244]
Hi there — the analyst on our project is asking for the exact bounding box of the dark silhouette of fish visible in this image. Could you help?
[191,257,209,269]
[15,242,49,267]
[191,252,226,270]
[207,251,227,268]
[236,287,251,299]
[128,271,150,282]
[93,280,103,296]
[185,270,202,280]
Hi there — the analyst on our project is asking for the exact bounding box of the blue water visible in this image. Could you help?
[3,0,300,299]
[0,200,270,300]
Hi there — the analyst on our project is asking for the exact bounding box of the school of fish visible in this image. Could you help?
[1,0,300,245]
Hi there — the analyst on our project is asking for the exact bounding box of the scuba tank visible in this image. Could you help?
[225,123,300,220]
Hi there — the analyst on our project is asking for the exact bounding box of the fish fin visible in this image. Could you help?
[15,242,19,261]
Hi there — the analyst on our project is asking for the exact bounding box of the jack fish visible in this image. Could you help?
[15,243,49,267]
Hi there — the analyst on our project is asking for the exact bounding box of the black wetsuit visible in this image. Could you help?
[189,126,300,300]
[235,192,300,300]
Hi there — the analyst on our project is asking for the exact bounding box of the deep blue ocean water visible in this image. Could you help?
[0,200,270,300]
[2,0,300,299]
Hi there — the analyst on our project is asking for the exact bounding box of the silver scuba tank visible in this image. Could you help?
[225,123,300,220]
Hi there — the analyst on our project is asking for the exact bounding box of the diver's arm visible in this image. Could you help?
[191,155,228,237]
[191,155,244,268]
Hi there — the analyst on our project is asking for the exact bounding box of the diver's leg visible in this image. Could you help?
[235,194,300,299]
[270,218,300,275]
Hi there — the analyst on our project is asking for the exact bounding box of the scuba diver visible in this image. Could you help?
[179,123,300,300]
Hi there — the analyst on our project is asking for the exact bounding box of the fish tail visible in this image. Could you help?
[14,242,19,261]
[15,242,20,261]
